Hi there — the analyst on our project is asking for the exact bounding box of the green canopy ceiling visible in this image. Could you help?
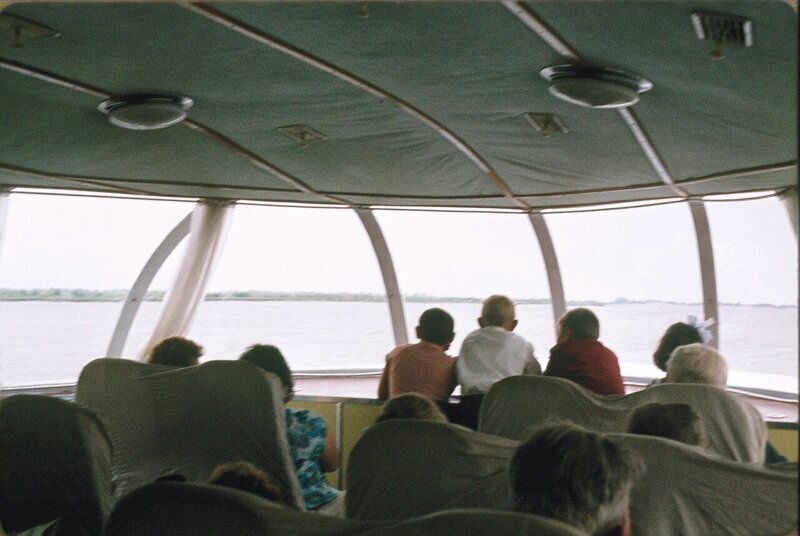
[0,1,796,209]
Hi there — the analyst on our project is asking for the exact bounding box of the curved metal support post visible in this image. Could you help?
[0,188,9,263]
[105,212,192,357]
[688,200,720,347]
[779,187,798,241]
[355,208,408,346]
[528,212,566,334]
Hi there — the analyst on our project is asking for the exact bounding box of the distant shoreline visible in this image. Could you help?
[0,289,794,309]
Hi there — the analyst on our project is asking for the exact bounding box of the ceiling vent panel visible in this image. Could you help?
[276,125,327,144]
[691,11,753,48]
[524,113,569,137]
[0,13,59,47]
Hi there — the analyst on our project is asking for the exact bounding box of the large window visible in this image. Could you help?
[0,193,191,387]
[376,210,554,361]
[545,203,704,380]
[187,205,392,371]
[705,196,797,393]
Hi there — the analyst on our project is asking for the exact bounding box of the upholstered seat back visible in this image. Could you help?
[609,433,798,535]
[479,376,766,461]
[76,358,303,507]
[0,395,113,536]
[346,420,518,520]
[103,482,587,536]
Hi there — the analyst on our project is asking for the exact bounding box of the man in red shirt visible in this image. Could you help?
[378,308,457,403]
[544,308,624,395]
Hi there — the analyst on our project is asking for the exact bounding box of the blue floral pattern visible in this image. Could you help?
[285,408,339,510]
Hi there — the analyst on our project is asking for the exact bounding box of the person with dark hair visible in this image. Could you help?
[239,345,343,515]
[208,461,289,506]
[626,402,706,447]
[649,322,705,386]
[147,336,203,367]
[376,392,448,423]
[378,308,457,403]
[544,308,624,395]
[240,344,295,401]
[511,423,642,536]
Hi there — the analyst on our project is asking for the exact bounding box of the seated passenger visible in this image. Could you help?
[146,336,203,367]
[649,320,707,386]
[511,423,642,536]
[544,308,624,395]
[664,343,727,387]
[456,294,541,395]
[375,393,448,423]
[208,461,289,506]
[377,308,457,403]
[239,344,344,515]
[626,402,706,447]
[663,344,787,463]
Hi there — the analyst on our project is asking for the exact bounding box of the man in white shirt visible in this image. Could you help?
[456,294,541,395]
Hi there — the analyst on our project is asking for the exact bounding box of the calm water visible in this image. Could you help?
[0,300,796,393]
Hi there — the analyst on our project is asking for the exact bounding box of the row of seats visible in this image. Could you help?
[346,419,798,535]
[1,359,796,535]
[0,395,581,535]
[477,375,767,462]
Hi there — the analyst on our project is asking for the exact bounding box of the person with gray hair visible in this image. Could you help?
[511,423,642,536]
[456,294,541,395]
[665,343,727,387]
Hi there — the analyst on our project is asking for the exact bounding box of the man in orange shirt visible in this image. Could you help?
[378,308,457,403]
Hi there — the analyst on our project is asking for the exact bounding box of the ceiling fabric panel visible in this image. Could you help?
[531,0,798,183]
[0,2,795,207]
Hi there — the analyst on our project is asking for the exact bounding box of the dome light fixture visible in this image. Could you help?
[540,65,652,109]
[97,94,194,130]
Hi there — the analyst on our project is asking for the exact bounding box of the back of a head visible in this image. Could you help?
[239,344,294,394]
[208,461,288,506]
[147,337,203,367]
[626,402,706,447]
[510,423,642,535]
[376,393,448,423]
[558,308,600,340]
[666,343,727,387]
[418,308,455,345]
[652,323,703,372]
[481,295,515,327]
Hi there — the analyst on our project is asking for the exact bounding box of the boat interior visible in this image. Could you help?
[0,0,797,533]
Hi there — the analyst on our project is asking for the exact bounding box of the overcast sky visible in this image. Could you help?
[0,192,796,306]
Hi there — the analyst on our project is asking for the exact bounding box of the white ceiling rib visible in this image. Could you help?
[0,163,161,197]
[0,57,349,206]
[182,2,531,210]
[502,1,689,199]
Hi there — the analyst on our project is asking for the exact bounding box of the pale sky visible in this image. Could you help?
[0,192,796,306]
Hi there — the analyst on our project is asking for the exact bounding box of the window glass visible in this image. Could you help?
[375,211,554,360]
[705,197,797,393]
[0,193,191,387]
[545,203,704,380]
[187,205,393,371]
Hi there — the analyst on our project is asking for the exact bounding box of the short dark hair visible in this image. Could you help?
[652,323,703,372]
[239,345,294,393]
[626,402,706,447]
[148,337,203,367]
[558,308,600,340]
[208,461,288,505]
[417,308,454,345]
[511,423,642,534]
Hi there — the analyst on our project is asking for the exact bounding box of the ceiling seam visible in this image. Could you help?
[2,160,793,204]
[0,57,350,206]
[501,1,689,199]
[181,2,531,211]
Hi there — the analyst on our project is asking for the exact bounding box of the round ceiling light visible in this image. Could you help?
[540,65,652,109]
[97,94,194,130]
